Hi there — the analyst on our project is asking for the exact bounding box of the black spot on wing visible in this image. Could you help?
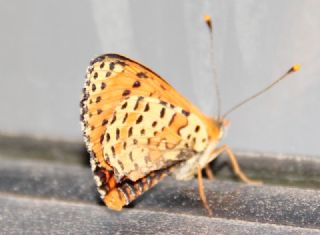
[102,119,108,126]
[169,113,177,126]
[160,108,165,118]
[133,80,141,88]
[122,113,128,123]
[182,109,190,117]
[137,72,147,78]
[122,89,131,96]
[110,114,117,124]
[121,102,128,109]
[109,62,115,70]
[136,115,143,124]
[90,55,105,65]
[106,71,111,77]
[144,103,150,112]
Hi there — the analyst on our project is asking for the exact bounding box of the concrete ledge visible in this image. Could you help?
[0,135,320,233]
[1,194,318,235]
[0,158,319,230]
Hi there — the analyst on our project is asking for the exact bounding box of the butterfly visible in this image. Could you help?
[80,17,300,214]
[80,53,269,215]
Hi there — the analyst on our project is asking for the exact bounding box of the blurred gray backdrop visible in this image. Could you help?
[0,0,319,156]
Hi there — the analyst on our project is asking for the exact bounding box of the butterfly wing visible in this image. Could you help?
[80,54,219,210]
[104,96,209,182]
[81,54,213,168]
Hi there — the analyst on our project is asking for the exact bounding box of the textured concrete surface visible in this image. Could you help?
[1,195,319,235]
[0,156,320,232]
[0,134,320,233]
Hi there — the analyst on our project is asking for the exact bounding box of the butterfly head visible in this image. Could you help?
[206,117,230,141]
[218,118,230,139]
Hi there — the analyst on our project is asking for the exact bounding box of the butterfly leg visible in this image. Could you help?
[204,165,215,180]
[197,165,213,216]
[210,144,262,185]
[222,145,262,185]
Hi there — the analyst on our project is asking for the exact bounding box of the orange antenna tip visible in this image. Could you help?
[293,64,301,72]
[222,64,300,118]
[204,15,212,31]
[288,64,301,73]
[204,15,211,22]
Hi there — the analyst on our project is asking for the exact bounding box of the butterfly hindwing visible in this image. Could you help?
[103,96,209,182]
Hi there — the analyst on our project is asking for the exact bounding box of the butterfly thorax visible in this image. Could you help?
[173,117,224,180]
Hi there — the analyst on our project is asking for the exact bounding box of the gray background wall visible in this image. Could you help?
[0,0,319,156]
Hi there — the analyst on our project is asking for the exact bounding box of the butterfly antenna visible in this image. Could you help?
[204,15,222,121]
[222,64,301,118]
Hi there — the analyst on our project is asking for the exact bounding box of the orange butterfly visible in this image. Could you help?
[80,17,300,215]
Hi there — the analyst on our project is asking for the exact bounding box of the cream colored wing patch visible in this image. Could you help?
[102,96,209,182]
